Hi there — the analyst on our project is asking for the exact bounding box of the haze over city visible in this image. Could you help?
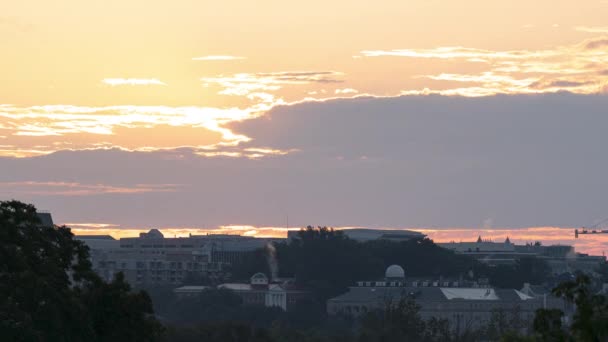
[4,1,608,341]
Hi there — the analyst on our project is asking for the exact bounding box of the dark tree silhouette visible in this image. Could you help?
[552,274,608,341]
[358,299,426,342]
[0,200,163,341]
[533,308,567,341]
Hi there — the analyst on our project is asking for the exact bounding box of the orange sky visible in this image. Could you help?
[2,0,608,157]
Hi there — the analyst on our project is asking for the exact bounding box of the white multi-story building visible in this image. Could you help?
[77,229,282,286]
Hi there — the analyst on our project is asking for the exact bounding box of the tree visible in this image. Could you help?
[358,299,426,342]
[165,321,274,342]
[276,226,383,301]
[532,308,567,341]
[0,200,163,341]
[552,274,608,341]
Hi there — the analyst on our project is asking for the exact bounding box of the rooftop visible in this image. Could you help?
[328,286,537,304]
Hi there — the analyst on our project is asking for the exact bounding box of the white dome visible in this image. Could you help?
[250,272,269,285]
[385,265,405,279]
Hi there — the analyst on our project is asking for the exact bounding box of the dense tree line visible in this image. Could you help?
[233,226,553,303]
[0,200,163,341]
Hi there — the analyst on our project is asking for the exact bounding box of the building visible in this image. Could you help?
[77,235,120,250]
[438,237,606,274]
[36,212,54,227]
[119,229,281,262]
[327,265,568,333]
[76,229,282,286]
[219,273,310,311]
[288,228,425,242]
[173,285,210,298]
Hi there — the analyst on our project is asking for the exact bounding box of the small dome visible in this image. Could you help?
[385,265,405,279]
[250,272,269,285]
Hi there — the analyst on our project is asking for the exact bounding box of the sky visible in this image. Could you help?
[2,0,608,252]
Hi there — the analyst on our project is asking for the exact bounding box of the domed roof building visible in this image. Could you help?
[385,265,405,279]
[327,264,568,334]
[250,272,269,286]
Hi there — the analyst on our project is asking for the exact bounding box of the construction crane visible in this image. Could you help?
[575,217,608,238]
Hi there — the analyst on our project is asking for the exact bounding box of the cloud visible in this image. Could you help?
[575,26,608,34]
[530,80,594,89]
[0,104,260,156]
[192,55,246,61]
[359,37,608,96]
[0,181,180,196]
[202,71,344,94]
[584,37,608,50]
[5,93,608,231]
[200,71,345,105]
[335,88,359,94]
[102,78,166,86]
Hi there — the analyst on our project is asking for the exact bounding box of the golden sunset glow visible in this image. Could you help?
[1,0,607,157]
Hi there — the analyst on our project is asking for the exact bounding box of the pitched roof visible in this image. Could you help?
[329,286,538,304]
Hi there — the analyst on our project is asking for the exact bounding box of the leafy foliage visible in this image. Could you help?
[552,274,608,341]
[0,200,163,341]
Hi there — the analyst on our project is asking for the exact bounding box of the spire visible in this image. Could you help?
[505,236,511,244]
[477,235,483,243]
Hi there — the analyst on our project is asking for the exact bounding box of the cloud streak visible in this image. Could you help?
[201,71,344,100]
[0,181,180,196]
[192,55,246,61]
[102,78,166,86]
[575,26,608,33]
[0,104,261,156]
[359,37,608,96]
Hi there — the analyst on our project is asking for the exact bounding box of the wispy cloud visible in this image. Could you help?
[0,104,261,156]
[0,102,304,158]
[0,181,180,196]
[575,26,608,34]
[192,55,246,61]
[360,37,608,96]
[201,71,344,104]
[102,78,166,86]
[335,88,359,94]
[194,146,296,159]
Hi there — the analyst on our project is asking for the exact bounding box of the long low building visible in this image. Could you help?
[327,265,569,334]
[438,237,606,273]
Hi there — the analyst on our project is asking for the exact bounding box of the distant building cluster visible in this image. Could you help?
[78,229,281,285]
[77,228,426,286]
[37,212,608,326]
[438,236,606,273]
[75,227,606,288]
